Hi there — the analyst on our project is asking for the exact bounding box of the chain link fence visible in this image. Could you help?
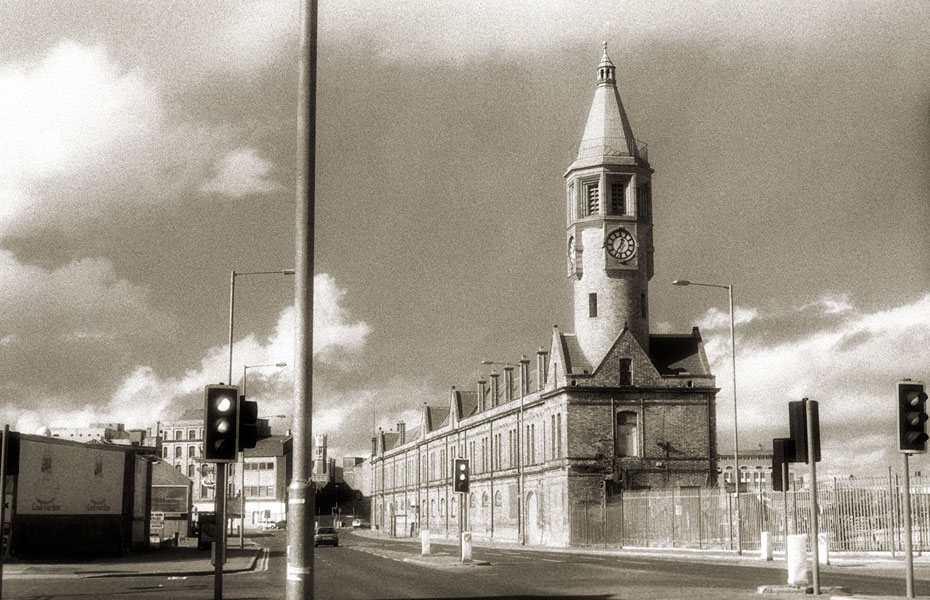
[571,475,930,553]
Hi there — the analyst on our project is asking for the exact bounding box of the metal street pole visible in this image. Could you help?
[903,453,915,598]
[673,279,741,554]
[287,0,317,598]
[0,424,7,599]
[806,399,820,595]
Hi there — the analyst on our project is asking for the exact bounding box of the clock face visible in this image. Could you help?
[568,236,576,270]
[606,228,636,261]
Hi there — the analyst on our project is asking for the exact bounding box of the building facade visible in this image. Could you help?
[718,451,775,491]
[158,408,273,513]
[370,45,719,547]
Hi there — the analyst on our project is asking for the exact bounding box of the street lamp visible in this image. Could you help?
[672,278,742,554]
[480,359,524,545]
[221,269,292,567]
[238,362,287,549]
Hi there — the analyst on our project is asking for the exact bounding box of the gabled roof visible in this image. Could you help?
[453,390,479,420]
[649,329,712,376]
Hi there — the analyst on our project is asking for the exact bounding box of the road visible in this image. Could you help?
[4,529,930,599]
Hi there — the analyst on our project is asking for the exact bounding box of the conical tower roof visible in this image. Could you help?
[571,42,646,168]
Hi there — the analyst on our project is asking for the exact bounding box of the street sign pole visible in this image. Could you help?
[806,399,820,595]
[0,424,8,599]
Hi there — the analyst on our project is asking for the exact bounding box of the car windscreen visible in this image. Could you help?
[317,528,335,534]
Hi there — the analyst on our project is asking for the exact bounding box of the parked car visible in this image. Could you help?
[351,518,361,528]
[257,520,277,531]
[314,527,339,547]
[275,519,287,530]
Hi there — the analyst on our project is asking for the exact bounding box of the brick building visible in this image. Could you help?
[370,44,719,546]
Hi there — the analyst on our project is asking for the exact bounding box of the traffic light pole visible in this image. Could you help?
[903,452,915,599]
[214,463,226,600]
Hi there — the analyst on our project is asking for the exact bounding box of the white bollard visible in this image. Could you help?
[786,534,810,586]
[760,531,773,561]
[818,532,830,565]
[420,530,431,555]
[461,531,473,562]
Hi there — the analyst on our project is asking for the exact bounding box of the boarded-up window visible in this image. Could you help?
[615,411,638,457]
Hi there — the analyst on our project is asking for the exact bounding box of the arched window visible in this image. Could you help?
[469,493,475,508]
[174,446,182,458]
[440,498,446,516]
[481,492,489,507]
[494,491,502,507]
[615,411,638,457]
[187,464,195,478]
[451,497,457,517]
[174,430,182,441]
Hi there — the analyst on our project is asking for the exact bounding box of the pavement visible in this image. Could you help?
[1,536,263,580]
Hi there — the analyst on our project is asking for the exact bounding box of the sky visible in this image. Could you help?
[1,1,928,478]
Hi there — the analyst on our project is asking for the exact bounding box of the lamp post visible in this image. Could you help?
[238,363,287,549]
[220,268,292,588]
[672,279,742,555]
[480,359,523,545]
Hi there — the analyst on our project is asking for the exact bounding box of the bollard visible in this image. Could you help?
[461,531,472,562]
[786,534,809,586]
[818,532,830,565]
[760,531,773,561]
[420,530,431,556]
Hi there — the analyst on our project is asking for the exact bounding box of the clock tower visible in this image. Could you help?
[566,43,654,366]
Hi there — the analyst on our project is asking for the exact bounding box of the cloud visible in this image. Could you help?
[0,40,269,237]
[200,147,283,198]
[0,273,372,435]
[699,293,930,476]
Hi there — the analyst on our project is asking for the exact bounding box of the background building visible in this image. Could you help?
[370,46,718,547]
[718,450,774,491]
[234,435,292,526]
[158,408,272,513]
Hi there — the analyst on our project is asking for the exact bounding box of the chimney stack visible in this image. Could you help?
[536,347,549,391]
[397,421,406,445]
[504,365,514,404]
[519,355,530,397]
[489,371,500,408]
[477,377,487,412]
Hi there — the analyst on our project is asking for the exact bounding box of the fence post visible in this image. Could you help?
[619,489,624,549]
[697,488,703,550]
[727,491,733,551]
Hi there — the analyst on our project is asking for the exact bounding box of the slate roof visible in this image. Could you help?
[559,333,592,375]
[648,330,712,376]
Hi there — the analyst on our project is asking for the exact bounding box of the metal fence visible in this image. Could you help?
[571,475,930,553]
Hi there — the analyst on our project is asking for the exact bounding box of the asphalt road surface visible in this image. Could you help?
[4,530,930,599]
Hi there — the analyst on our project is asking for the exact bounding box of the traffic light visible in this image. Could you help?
[238,395,259,451]
[0,431,20,476]
[788,398,821,463]
[204,384,240,462]
[898,381,928,453]
[453,458,470,493]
